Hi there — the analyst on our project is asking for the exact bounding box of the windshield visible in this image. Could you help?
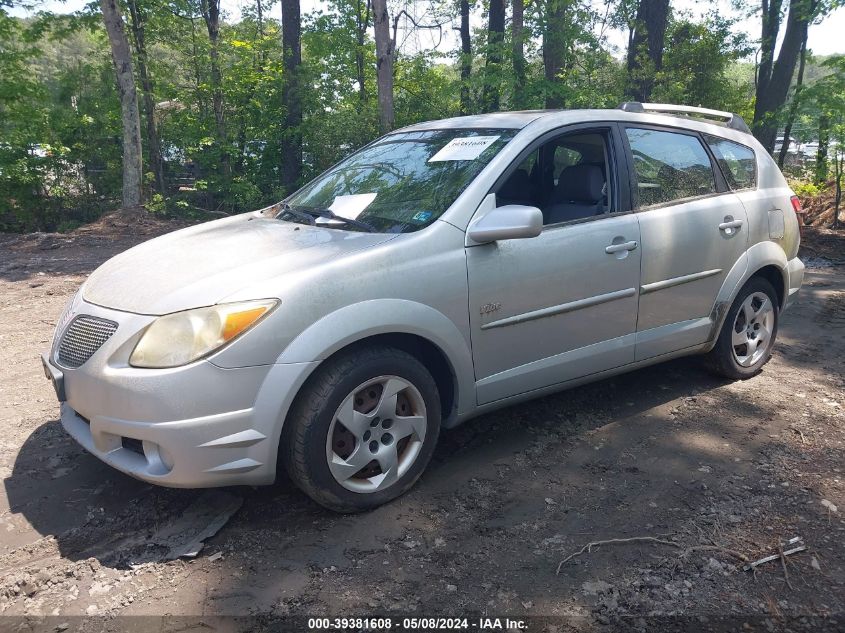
[282,129,517,233]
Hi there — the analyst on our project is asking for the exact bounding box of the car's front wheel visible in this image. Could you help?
[281,346,441,512]
[705,276,779,380]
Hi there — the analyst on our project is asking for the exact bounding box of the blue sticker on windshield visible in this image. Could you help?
[412,211,433,223]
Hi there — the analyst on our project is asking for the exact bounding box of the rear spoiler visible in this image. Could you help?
[619,102,752,134]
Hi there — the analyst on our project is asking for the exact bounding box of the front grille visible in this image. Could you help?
[57,315,118,368]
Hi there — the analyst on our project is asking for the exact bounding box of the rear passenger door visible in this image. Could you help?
[622,126,749,361]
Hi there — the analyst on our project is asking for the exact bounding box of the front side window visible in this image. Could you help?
[704,134,757,190]
[625,128,716,207]
[283,129,517,233]
[496,130,613,225]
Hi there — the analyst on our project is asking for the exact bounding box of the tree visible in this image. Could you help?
[199,0,229,175]
[3,0,839,233]
[803,56,845,224]
[281,0,302,192]
[834,136,843,230]
[481,0,505,112]
[459,0,472,114]
[511,0,526,109]
[543,0,567,108]
[817,114,830,184]
[100,0,143,207]
[625,0,670,102]
[777,33,808,167]
[752,0,824,153]
[652,14,752,113]
[354,0,371,107]
[126,0,165,194]
[371,0,394,132]
[368,2,445,131]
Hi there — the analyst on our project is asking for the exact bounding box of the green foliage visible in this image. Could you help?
[790,179,821,197]
[800,56,845,187]
[652,13,753,115]
[0,0,821,233]
[0,12,120,231]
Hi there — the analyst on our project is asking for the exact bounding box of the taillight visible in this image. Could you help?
[790,195,805,236]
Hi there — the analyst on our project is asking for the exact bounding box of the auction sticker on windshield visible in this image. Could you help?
[428,136,500,162]
[328,193,377,219]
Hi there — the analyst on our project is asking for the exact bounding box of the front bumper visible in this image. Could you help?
[58,400,272,487]
[44,298,318,488]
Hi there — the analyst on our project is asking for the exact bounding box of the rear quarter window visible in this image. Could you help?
[625,127,716,207]
[704,134,757,190]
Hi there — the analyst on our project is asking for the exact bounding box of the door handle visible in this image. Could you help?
[718,219,744,231]
[605,240,638,254]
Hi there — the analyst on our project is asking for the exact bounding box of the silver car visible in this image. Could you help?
[42,103,805,512]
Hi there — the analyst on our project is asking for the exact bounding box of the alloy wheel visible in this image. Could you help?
[731,291,775,367]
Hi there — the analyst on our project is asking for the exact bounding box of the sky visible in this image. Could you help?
[10,0,845,58]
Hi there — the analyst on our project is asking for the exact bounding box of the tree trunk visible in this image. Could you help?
[281,0,302,192]
[625,0,670,102]
[816,114,830,185]
[200,0,229,176]
[834,151,842,230]
[511,0,526,109]
[481,0,505,112]
[372,0,394,133]
[756,0,783,97]
[753,0,816,153]
[778,33,807,168]
[100,0,143,208]
[126,0,165,194]
[355,0,370,108]
[543,0,569,109]
[459,0,472,115]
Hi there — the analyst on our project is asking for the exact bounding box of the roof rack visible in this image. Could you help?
[618,102,751,134]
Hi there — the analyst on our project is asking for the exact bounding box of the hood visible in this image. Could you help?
[83,213,396,315]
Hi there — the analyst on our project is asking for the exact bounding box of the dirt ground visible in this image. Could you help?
[0,216,843,632]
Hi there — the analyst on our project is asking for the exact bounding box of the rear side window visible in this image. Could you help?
[704,135,757,190]
[625,128,716,207]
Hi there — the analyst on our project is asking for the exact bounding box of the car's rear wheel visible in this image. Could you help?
[281,346,440,512]
[705,277,779,380]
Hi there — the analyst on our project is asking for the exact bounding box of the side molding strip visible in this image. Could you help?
[640,269,722,295]
[480,287,637,331]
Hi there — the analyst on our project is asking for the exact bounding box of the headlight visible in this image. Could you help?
[129,299,278,368]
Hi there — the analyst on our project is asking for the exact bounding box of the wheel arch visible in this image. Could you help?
[274,299,475,426]
[706,242,789,351]
[750,264,786,309]
[309,332,459,427]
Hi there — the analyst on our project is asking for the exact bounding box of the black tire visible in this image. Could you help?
[281,345,441,513]
[704,276,779,380]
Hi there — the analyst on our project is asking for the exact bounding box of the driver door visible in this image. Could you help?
[466,125,642,405]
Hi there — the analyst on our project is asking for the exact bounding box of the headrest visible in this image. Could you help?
[498,168,531,201]
[550,164,604,204]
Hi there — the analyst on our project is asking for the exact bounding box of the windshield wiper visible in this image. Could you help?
[297,206,376,233]
[276,202,317,226]
[276,202,375,232]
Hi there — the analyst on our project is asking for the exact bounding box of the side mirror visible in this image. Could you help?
[467,205,543,244]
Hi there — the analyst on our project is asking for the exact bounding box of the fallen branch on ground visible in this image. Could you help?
[778,543,794,591]
[556,536,748,574]
[742,537,806,573]
[790,426,807,444]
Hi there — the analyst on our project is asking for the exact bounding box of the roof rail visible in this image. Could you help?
[618,102,751,134]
